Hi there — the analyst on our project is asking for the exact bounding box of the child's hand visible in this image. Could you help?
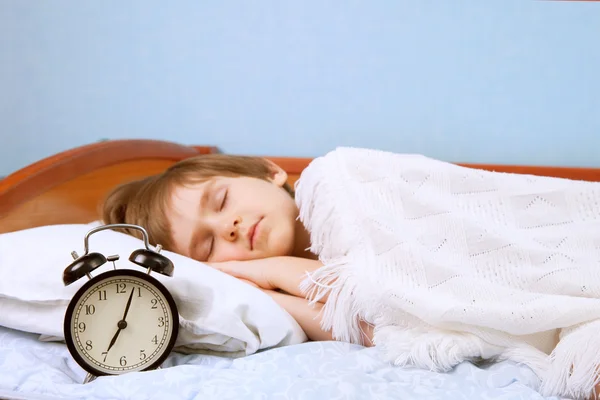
[207,259,276,290]
[208,256,326,303]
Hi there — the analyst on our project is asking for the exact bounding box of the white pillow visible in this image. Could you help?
[0,223,307,356]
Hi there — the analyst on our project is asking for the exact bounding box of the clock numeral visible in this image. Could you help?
[119,356,127,366]
[101,351,108,362]
[139,349,147,360]
[85,304,96,315]
[137,287,142,297]
[78,322,86,333]
[98,290,107,301]
[150,299,158,309]
[116,283,127,294]
[85,340,93,351]
[151,335,158,345]
[158,317,165,327]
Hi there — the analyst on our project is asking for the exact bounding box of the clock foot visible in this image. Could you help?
[83,373,97,384]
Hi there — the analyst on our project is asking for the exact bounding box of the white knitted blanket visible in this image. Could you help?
[295,147,600,400]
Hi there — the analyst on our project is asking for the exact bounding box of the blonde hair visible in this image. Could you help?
[101,154,293,251]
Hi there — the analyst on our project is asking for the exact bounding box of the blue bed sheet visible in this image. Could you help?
[0,325,564,400]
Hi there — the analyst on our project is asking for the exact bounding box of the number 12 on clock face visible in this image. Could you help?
[63,270,179,376]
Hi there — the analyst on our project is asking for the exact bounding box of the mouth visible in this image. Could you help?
[248,218,263,250]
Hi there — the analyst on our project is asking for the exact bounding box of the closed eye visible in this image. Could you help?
[220,189,228,211]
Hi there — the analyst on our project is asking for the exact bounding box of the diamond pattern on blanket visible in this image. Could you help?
[416,233,449,254]
[527,238,578,275]
[399,170,432,194]
[399,194,450,220]
[359,181,402,214]
[364,216,404,255]
[529,250,576,270]
[423,260,460,289]
[349,162,387,183]
[464,225,514,258]
[449,170,499,195]
[532,236,569,250]
[509,191,573,229]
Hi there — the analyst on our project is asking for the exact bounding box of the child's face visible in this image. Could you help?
[165,169,299,263]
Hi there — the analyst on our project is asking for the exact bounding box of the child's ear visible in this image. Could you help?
[264,159,288,187]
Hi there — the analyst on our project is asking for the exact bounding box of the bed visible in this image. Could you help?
[1,139,599,400]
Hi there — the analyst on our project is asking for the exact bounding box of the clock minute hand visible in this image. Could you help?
[122,288,135,321]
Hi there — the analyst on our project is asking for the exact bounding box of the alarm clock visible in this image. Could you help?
[62,223,179,384]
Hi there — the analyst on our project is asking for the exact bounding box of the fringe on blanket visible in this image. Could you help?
[299,259,365,345]
[295,154,369,345]
[301,256,600,399]
[540,320,600,400]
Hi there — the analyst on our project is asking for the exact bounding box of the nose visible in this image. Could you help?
[221,216,242,242]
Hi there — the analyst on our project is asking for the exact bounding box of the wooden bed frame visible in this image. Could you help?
[1,139,600,235]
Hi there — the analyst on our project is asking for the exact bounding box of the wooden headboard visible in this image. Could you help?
[1,139,600,234]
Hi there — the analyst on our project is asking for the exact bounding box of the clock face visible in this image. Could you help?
[64,269,178,376]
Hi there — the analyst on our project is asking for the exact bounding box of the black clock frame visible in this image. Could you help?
[63,268,179,377]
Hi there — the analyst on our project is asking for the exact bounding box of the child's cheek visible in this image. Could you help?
[218,243,251,263]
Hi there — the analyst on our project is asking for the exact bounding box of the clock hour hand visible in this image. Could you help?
[105,326,122,353]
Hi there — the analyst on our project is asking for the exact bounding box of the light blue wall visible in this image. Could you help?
[1,1,599,176]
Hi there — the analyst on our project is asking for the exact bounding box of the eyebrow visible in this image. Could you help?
[187,180,216,261]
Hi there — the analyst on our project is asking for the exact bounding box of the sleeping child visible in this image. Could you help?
[101,148,600,400]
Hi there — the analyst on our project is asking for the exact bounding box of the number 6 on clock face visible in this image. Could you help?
[63,269,179,376]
